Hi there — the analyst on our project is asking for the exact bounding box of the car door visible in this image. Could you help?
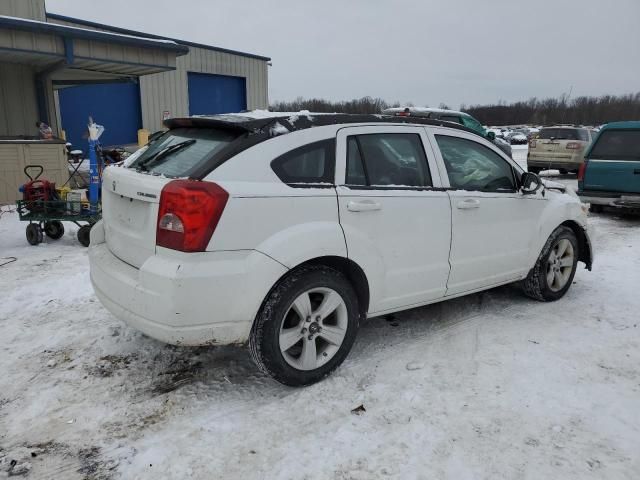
[335,126,452,315]
[426,127,547,296]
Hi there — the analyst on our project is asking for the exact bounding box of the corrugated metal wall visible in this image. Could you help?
[0,0,46,21]
[0,141,68,205]
[0,63,40,136]
[47,17,270,134]
[141,47,268,132]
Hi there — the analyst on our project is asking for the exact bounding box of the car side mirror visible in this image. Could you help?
[521,171,543,194]
[486,131,496,141]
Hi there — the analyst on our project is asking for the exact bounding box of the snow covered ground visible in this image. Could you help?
[1,157,640,479]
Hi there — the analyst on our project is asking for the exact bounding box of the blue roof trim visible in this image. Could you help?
[46,13,272,62]
[0,15,189,54]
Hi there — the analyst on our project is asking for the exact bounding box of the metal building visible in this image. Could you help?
[0,0,270,204]
[47,13,271,145]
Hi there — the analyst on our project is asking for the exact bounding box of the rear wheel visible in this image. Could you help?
[77,225,91,247]
[25,223,43,245]
[249,265,359,386]
[44,220,64,239]
[522,226,579,301]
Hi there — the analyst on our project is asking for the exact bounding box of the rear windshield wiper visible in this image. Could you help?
[137,139,196,171]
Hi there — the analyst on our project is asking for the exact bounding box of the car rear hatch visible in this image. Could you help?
[583,128,640,194]
[102,125,243,268]
[532,128,587,161]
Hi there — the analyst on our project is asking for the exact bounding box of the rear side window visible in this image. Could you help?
[127,127,239,177]
[346,133,432,187]
[538,128,583,141]
[588,130,640,160]
[271,139,336,185]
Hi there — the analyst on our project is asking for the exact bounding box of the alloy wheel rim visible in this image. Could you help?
[546,238,575,292]
[279,287,348,371]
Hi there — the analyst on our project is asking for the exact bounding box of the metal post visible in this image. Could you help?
[88,137,100,212]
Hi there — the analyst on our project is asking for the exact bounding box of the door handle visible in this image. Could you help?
[457,199,480,210]
[346,200,382,212]
[634,169,640,175]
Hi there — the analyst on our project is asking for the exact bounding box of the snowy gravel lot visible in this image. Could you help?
[1,148,639,479]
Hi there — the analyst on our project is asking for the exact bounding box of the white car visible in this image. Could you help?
[89,113,594,386]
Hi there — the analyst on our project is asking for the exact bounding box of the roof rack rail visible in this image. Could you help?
[165,113,481,138]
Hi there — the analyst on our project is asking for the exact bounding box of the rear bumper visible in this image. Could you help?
[528,158,582,170]
[578,191,640,209]
[88,221,287,346]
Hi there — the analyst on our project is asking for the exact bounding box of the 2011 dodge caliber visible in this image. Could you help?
[89,113,594,386]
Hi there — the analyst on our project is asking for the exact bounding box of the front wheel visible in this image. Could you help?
[522,226,579,301]
[249,265,359,387]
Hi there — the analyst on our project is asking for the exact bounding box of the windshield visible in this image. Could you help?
[128,128,239,177]
[588,130,640,160]
[460,115,486,135]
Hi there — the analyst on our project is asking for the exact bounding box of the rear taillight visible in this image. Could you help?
[156,180,228,252]
[395,112,410,117]
[529,139,536,148]
[577,162,587,182]
[566,142,582,150]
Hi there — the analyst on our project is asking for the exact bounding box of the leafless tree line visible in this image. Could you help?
[462,93,640,126]
[270,93,640,125]
[270,96,397,114]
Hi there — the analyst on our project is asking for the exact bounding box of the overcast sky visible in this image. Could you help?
[47,0,640,108]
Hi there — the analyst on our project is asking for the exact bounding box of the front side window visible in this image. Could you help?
[435,135,516,192]
[271,139,336,185]
[345,133,432,187]
[588,130,640,160]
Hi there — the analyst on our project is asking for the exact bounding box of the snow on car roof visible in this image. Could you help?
[382,107,467,115]
[165,111,480,137]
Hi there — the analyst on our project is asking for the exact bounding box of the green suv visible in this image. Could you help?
[382,107,512,157]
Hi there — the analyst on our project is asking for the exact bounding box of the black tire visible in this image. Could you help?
[77,225,91,247]
[44,220,64,239]
[26,223,43,246]
[522,226,579,302]
[249,265,360,387]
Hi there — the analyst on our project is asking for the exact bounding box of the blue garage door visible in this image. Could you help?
[58,82,142,148]
[188,72,247,115]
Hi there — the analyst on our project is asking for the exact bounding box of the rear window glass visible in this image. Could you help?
[588,130,640,160]
[538,128,588,141]
[271,139,336,185]
[128,128,238,177]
